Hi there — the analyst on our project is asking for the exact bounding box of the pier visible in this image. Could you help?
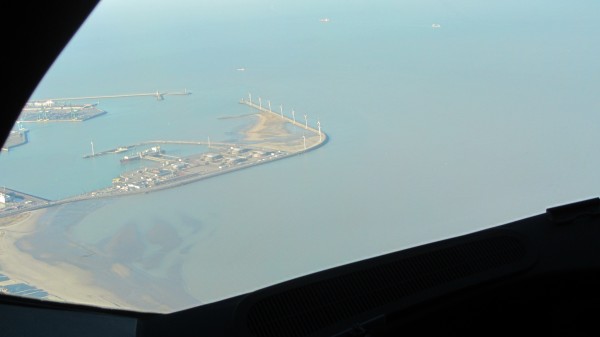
[240,99,309,129]
[22,89,191,123]
[33,89,191,103]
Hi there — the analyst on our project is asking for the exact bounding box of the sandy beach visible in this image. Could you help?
[0,209,140,310]
[245,112,323,152]
[245,113,289,141]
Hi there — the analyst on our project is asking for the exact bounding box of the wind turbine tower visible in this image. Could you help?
[280,104,283,119]
[91,141,95,157]
[317,120,322,142]
[292,110,296,123]
[258,97,262,109]
[303,135,306,150]
[304,114,308,129]
[268,100,271,112]
[248,93,252,103]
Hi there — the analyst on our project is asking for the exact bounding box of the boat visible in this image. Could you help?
[143,146,163,155]
[432,23,441,28]
[120,153,141,163]
[319,18,330,23]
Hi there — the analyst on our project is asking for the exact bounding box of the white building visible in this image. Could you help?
[0,193,14,204]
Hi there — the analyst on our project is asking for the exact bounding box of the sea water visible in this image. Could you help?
[1,0,599,310]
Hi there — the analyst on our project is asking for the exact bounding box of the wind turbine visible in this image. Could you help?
[91,141,95,157]
[268,100,271,112]
[248,93,252,103]
[304,114,308,129]
[303,135,306,150]
[258,97,262,109]
[280,104,284,119]
[317,120,322,142]
[291,109,296,123]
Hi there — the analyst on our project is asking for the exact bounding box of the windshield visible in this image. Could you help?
[1,0,598,313]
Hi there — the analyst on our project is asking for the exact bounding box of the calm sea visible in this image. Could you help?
[1,0,599,309]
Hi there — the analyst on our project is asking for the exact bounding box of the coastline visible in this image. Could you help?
[0,209,141,310]
[0,100,328,312]
[1,106,327,219]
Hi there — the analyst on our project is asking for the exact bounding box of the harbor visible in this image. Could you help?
[5,89,194,154]
[0,97,327,218]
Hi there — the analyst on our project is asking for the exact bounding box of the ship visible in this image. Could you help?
[120,146,162,163]
[120,153,141,163]
[144,146,163,155]
[319,18,331,23]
